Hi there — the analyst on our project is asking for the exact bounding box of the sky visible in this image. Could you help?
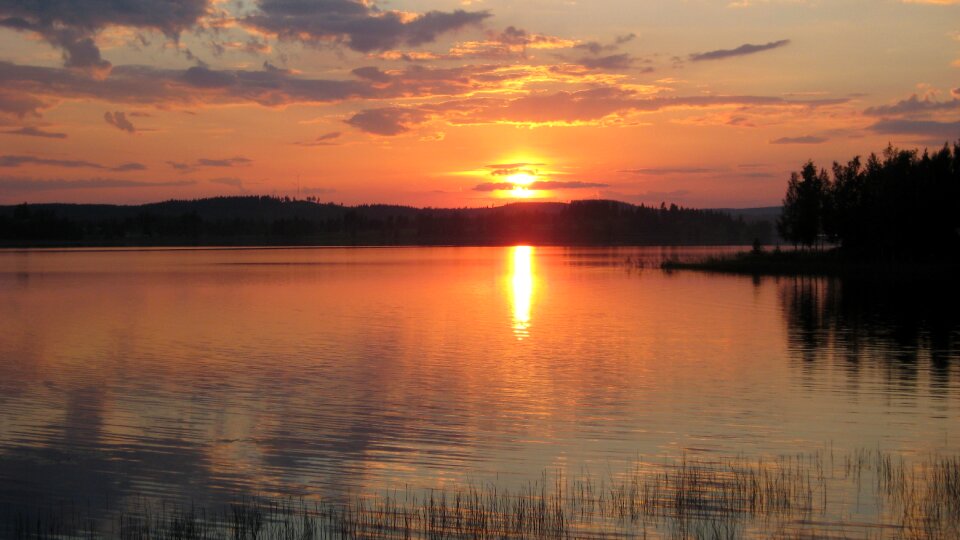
[0,0,958,208]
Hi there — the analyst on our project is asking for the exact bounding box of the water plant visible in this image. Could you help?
[4,449,958,539]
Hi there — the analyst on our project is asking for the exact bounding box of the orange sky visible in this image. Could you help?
[1,0,958,208]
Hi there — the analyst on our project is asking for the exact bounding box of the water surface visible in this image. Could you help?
[0,246,957,519]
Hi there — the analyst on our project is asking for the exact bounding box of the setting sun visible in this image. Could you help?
[507,172,536,186]
[2,0,960,534]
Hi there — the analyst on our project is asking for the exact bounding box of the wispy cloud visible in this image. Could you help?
[292,132,342,147]
[0,0,208,73]
[769,135,828,144]
[690,39,790,61]
[104,111,136,133]
[0,177,195,192]
[863,94,960,116]
[576,53,642,71]
[473,180,608,191]
[574,34,636,55]
[621,167,718,175]
[343,89,847,135]
[868,119,960,139]
[111,162,147,171]
[196,156,252,167]
[168,156,253,172]
[485,162,546,176]
[345,108,430,136]
[0,154,146,171]
[0,126,67,139]
[243,1,490,53]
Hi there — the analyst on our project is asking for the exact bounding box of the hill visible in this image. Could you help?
[0,196,776,247]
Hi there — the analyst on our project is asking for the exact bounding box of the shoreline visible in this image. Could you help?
[0,240,757,250]
[3,448,957,539]
[660,248,960,277]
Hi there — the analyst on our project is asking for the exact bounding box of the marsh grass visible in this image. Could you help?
[4,449,958,539]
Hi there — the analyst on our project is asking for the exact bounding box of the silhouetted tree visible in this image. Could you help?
[778,161,828,249]
[782,141,960,260]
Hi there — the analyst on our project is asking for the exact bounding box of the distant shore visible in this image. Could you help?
[0,197,777,248]
[661,247,960,277]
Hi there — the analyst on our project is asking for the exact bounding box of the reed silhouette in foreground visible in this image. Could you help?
[5,449,959,539]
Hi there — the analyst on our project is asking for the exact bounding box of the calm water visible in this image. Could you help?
[1,246,958,518]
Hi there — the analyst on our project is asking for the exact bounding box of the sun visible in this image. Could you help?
[507,172,535,186]
[506,171,536,198]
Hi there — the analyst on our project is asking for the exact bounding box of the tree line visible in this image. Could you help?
[778,142,960,259]
[0,196,773,247]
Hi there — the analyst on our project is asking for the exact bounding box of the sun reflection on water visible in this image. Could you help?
[510,245,534,340]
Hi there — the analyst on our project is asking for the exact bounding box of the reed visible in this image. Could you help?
[4,449,958,539]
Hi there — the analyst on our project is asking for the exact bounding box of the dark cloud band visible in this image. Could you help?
[690,39,790,62]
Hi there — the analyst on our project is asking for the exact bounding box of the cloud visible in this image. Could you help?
[621,167,718,175]
[868,119,960,139]
[490,168,537,177]
[565,34,646,71]
[0,154,147,171]
[0,61,372,111]
[104,111,136,133]
[484,162,546,176]
[0,60,536,114]
[465,88,844,126]
[769,135,828,144]
[491,26,576,50]
[527,180,609,190]
[486,162,546,169]
[110,162,147,172]
[473,180,608,191]
[0,56,847,137]
[345,107,429,135]
[352,67,392,83]
[0,154,104,169]
[689,39,790,61]
[166,156,252,172]
[863,94,960,116]
[376,26,576,61]
[243,0,490,53]
[0,177,195,192]
[574,33,636,55]
[196,156,252,167]
[338,89,847,134]
[0,0,210,72]
[1,126,67,139]
[166,161,193,172]
[293,131,342,146]
[0,88,49,117]
[576,53,638,71]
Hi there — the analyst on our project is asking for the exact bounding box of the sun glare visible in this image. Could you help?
[510,245,535,340]
[507,172,536,199]
[507,172,535,186]
[510,186,534,198]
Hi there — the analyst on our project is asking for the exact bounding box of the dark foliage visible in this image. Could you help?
[779,141,960,259]
[0,196,773,247]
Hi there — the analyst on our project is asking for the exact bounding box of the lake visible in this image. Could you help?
[1,246,958,537]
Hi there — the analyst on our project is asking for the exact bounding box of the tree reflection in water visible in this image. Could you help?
[779,275,959,397]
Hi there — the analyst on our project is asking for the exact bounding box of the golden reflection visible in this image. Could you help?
[510,245,535,340]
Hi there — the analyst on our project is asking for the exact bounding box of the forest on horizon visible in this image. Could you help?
[0,197,776,247]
